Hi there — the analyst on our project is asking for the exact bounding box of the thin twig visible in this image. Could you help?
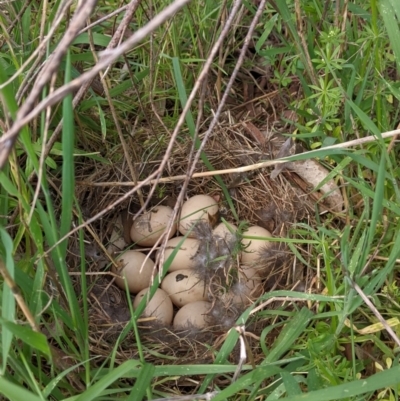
[0,260,40,331]
[350,278,400,348]
[79,4,129,34]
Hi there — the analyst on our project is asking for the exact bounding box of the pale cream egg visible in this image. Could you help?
[241,225,273,265]
[161,269,208,307]
[161,236,200,272]
[213,221,237,238]
[112,250,155,294]
[133,288,173,325]
[130,205,176,246]
[179,195,219,236]
[173,301,212,329]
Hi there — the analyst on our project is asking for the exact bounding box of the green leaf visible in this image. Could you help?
[74,360,142,401]
[72,32,111,47]
[379,0,400,73]
[0,377,43,401]
[0,228,15,373]
[281,371,302,396]
[264,307,314,364]
[212,366,282,401]
[127,363,155,401]
[60,49,75,252]
[0,318,51,357]
[256,14,279,53]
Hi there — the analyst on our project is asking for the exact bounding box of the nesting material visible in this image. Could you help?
[190,221,239,286]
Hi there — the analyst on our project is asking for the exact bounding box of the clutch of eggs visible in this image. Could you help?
[112,188,274,330]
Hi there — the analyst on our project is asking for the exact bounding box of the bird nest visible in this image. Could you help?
[70,114,321,365]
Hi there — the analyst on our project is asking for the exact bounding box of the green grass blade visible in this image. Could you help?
[264,307,313,364]
[212,366,282,401]
[198,306,254,392]
[380,0,400,73]
[74,360,142,401]
[256,14,279,53]
[0,228,15,374]
[0,377,43,401]
[280,371,303,396]
[60,49,75,253]
[172,57,196,135]
[126,362,155,401]
[0,317,50,357]
[366,151,385,256]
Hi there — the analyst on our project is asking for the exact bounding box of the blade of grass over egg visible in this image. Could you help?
[125,287,146,368]
[171,57,238,220]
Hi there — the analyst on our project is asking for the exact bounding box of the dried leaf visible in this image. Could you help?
[289,159,343,212]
